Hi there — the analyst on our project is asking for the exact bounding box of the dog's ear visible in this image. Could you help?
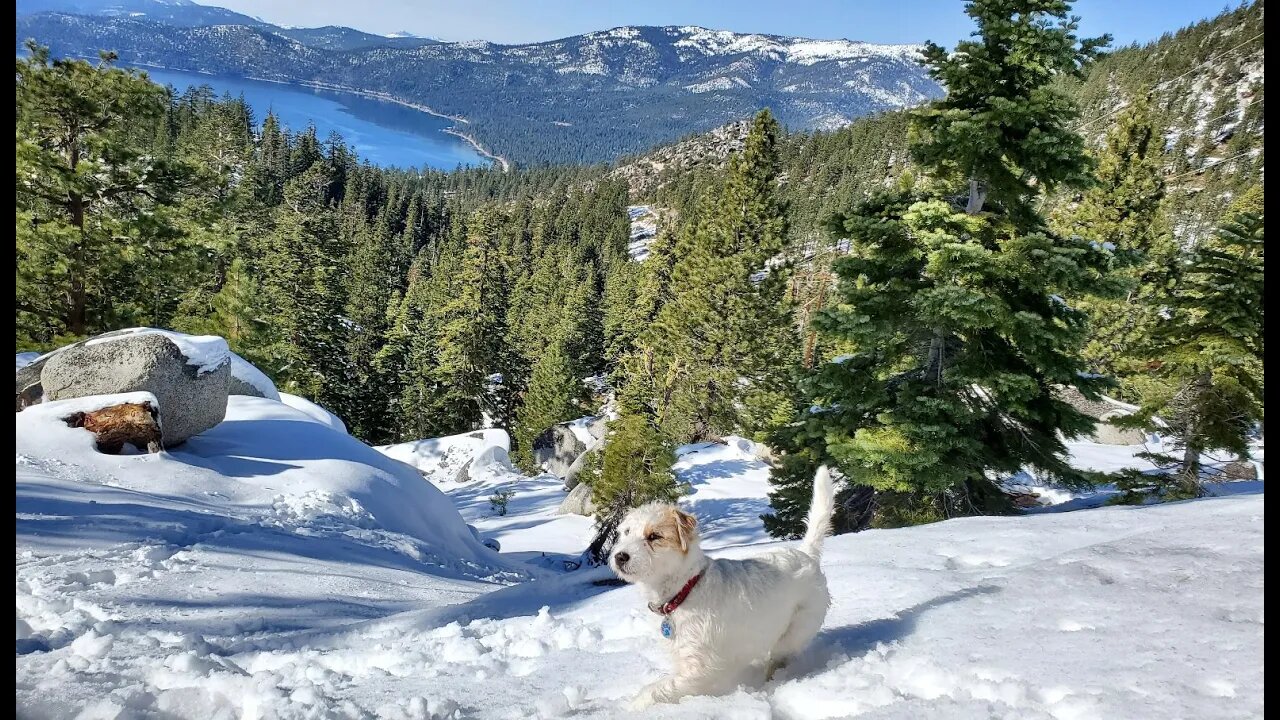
[673,508,697,551]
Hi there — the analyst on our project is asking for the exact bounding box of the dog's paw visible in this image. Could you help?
[627,688,658,711]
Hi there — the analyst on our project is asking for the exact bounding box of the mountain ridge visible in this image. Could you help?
[15,6,942,165]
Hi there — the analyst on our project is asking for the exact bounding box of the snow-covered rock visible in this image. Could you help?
[18,328,279,410]
[226,353,280,400]
[41,332,230,447]
[561,439,601,490]
[532,422,589,478]
[558,482,596,516]
[378,428,511,484]
[15,357,45,410]
[279,391,348,434]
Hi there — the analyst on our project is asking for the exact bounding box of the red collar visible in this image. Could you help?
[648,572,703,615]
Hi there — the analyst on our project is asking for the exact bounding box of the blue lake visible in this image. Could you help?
[139,68,489,171]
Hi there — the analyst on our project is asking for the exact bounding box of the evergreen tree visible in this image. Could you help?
[512,339,585,473]
[16,43,199,347]
[603,223,679,381]
[341,217,393,442]
[602,259,642,372]
[1054,98,1179,393]
[397,208,510,438]
[172,257,271,371]
[641,109,798,443]
[256,161,352,414]
[1115,195,1263,500]
[587,356,684,564]
[766,0,1115,535]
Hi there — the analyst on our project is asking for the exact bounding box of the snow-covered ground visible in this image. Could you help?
[628,205,658,262]
[16,378,1264,718]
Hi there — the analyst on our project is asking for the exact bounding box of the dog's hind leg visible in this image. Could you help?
[767,589,831,680]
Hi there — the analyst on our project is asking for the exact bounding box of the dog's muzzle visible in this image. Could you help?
[612,551,630,572]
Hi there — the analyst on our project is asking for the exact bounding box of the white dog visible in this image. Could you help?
[609,466,835,710]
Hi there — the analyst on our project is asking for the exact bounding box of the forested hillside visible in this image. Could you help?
[15,12,940,165]
[16,1,1264,539]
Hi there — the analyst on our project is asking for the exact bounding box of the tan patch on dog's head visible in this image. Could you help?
[642,507,698,553]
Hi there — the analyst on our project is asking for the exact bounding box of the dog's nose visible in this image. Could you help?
[613,551,630,566]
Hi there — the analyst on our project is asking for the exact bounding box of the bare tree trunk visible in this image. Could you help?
[1178,371,1213,497]
[924,329,947,385]
[68,194,87,337]
[965,176,986,215]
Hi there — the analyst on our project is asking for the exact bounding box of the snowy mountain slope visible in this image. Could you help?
[15,357,1263,718]
[379,429,598,565]
[16,455,1263,718]
[14,13,942,164]
[16,393,535,663]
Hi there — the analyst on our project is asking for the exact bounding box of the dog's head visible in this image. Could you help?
[609,502,700,584]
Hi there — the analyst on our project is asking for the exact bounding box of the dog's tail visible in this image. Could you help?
[800,465,836,559]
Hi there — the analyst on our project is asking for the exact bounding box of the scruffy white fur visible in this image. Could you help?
[610,466,835,710]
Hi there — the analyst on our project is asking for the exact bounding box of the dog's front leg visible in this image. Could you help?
[628,668,725,711]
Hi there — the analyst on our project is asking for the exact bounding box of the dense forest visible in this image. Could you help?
[16,0,1264,554]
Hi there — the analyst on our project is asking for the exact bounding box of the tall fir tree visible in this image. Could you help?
[1053,97,1179,394]
[255,160,353,415]
[587,353,683,564]
[512,339,586,473]
[16,43,200,347]
[640,109,798,443]
[766,0,1116,535]
[396,207,511,438]
[1114,192,1264,501]
[341,211,403,443]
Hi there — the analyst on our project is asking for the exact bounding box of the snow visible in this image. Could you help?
[564,416,598,446]
[57,328,280,399]
[376,428,512,483]
[84,327,231,376]
[685,77,751,93]
[379,429,595,567]
[672,437,775,548]
[672,26,923,65]
[228,352,281,400]
[17,394,518,584]
[16,351,41,370]
[15,389,1264,717]
[628,205,658,262]
[280,391,349,433]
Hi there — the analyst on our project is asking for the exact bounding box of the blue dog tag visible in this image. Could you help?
[660,619,672,638]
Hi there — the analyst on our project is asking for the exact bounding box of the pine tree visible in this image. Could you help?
[1054,98,1179,393]
[602,223,678,382]
[766,0,1115,535]
[641,109,798,443]
[395,207,510,438]
[587,356,684,564]
[16,43,199,347]
[512,340,585,473]
[250,111,289,206]
[172,257,272,372]
[342,207,407,443]
[1115,194,1264,500]
[382,254,438,441]
[256,161,352,414]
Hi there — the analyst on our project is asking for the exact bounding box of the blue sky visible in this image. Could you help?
[198,0,1238,47]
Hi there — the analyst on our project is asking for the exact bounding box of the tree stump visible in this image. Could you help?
[63,401,163,455]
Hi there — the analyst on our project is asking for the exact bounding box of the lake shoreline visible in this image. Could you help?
[442,129,511,172]
[131,62,512,172]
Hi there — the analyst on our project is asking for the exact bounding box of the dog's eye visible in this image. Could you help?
[646,533,661,542]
